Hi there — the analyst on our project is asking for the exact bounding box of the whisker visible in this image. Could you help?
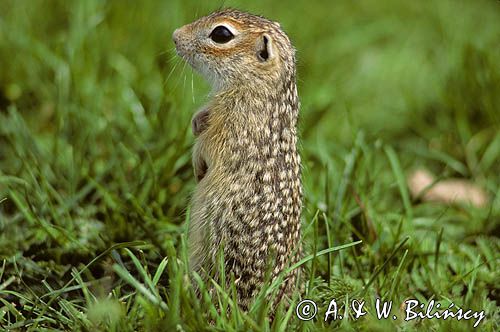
[182,63,187,93]
[168,49,181,64]
[156,47,176,59]
[163,58,181,88]
[171,60,188,92]
[191,68,195,103]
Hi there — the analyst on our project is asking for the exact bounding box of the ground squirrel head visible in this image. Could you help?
[173,9,296,91]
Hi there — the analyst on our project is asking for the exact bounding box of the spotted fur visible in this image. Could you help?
[173,8,302,310]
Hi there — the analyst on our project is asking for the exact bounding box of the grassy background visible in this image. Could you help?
[0,0,499,330]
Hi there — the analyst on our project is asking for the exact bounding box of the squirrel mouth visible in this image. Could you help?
[174,47,193,68]
[172,42,195,69]
[175,49,201,72]
[177,52,198,71]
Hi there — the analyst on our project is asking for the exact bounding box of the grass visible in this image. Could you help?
[0,0,499,330]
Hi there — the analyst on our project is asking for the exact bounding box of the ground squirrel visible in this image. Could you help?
[173,9,302,310]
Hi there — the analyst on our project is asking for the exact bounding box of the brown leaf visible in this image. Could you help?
[407,169,489,208]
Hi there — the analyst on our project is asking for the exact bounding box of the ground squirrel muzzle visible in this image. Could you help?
[173,8,302,310]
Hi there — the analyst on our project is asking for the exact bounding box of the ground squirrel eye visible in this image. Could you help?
[209,26,234,43]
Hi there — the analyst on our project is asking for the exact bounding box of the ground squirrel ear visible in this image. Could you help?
[256,34,274,62]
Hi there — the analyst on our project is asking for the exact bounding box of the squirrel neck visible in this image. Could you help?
[211,70,299,132]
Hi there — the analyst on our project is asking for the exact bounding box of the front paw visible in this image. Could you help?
[192,109,210,136]
[195,159,208,182]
